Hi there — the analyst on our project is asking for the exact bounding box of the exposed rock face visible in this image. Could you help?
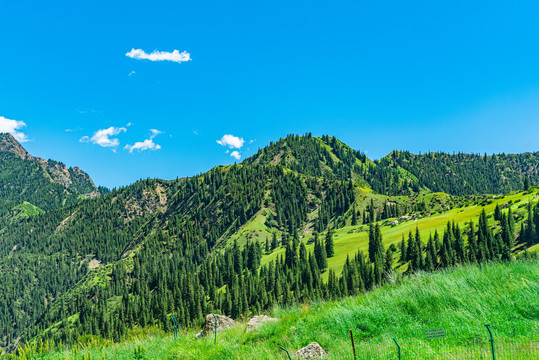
[196,314,237,339]
[246,315,278,332]
[0,133,98,196]
[0,133,32,160]
[295,342,327,359]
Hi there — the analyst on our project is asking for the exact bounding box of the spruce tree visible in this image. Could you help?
[314,233,328,271]
[325,228,335,258]
[399,234,407,263]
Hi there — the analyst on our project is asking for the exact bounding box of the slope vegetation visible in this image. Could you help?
[9,260,539,359]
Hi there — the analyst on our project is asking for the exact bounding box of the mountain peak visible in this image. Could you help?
[0,132,31,160]
[0,132,100,204]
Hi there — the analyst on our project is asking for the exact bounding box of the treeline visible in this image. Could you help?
[387,151,539,195]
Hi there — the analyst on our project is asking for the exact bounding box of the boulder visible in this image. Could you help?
[295,342,327,359]
[196,314,237,339]
[245,315,278,332]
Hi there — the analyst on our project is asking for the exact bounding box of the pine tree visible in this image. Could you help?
[325,229,335,258]
[351,204,358,226]
[314,233,328,271]
[399,234,407,263]
[368,224,384,264]
[271,233,278,250]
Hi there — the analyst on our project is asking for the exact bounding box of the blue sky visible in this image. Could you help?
[1,1,539,188]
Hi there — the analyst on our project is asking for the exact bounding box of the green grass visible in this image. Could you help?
[9,260,538,359]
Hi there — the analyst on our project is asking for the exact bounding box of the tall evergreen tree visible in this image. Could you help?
[325,228,335,258]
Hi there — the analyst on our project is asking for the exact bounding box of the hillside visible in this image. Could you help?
[0,134,538,354]
[0,133,99,213]
[8,260,539,359]
[381,150,539,195]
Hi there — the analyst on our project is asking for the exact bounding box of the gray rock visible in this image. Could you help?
[196,314,237,339]
[295,342,327,359]
[246,315,278,332]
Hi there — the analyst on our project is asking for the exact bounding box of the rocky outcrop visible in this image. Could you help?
[246,315,278,332]
[295,342,327,359]
[196,314,237,339]
[0,133,98,196]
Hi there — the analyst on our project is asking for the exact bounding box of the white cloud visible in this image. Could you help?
[0,116,28,142]
[217,134,245,149]
[150,129,162,138]
[128,71,136,77]
[125,139,161,153]
[124,129,162,153]
[80,126,127,148]
[230,151,241,160]
[126,48,191,63]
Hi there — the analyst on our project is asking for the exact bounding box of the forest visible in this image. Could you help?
[0,133,538,354]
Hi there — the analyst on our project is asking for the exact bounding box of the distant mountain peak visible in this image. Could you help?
[0,132,31,160]
[0,132,100,205]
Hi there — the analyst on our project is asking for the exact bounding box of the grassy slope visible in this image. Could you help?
[13,260,538,359]
[261,189,539,278]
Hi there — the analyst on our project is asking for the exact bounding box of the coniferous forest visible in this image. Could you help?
[0,133,538,354]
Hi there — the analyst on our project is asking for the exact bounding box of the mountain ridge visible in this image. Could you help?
[0,133,99,212]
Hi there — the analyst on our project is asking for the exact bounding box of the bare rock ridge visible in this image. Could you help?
[0,132,99,197]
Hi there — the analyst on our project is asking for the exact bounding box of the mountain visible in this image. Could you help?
[245,134,423,194]
[0,133,99,214]
[0,133,538,354]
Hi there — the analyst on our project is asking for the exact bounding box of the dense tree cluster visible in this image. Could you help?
[387,151,539,195]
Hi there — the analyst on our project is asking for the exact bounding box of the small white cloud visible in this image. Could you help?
[193,130,198,135]
[230,151,241,160]
[0,116,28,142]
[124,129,162,153]
[249,139,256,144]
[128,71,136,77]
[125,139,161,153]
[217,134,245,149]
[80,126,127,148]
[225,150,230,153]
[150,129,162,138]
[126,48,191,63]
